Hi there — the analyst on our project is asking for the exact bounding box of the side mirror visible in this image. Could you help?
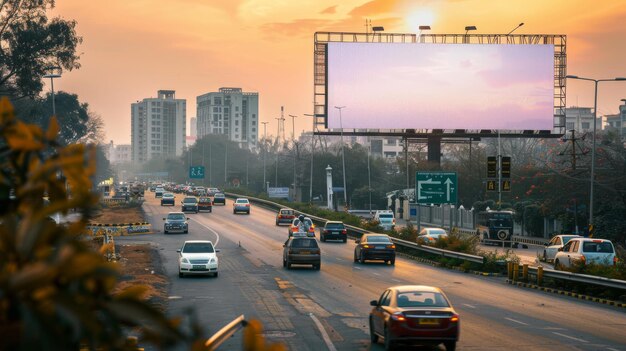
[176,249,181,253]
[355,239,361,244]
[187,217,190,220]
[544,243,549,246]
[370,300,378,307]
[283,244,286,247]
[162,218,166,220]
[558,247,563,251]
[216,249,221,253]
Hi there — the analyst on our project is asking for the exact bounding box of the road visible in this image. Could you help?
[116,194,626,350]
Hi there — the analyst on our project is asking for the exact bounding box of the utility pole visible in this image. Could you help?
[304,113,316,203]
[334,106,348,209]
[497,131,502,210]
[224,142,228,184]
[275,117,281,187]
[261,122,269,192]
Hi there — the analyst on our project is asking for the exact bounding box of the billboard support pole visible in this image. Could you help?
[498,131,502,209]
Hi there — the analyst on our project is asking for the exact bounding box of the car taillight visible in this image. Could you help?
[245,204,250,207]
[392,219,396,225]
[341,229,347,234]
[614,256,619,265]
[313,249,320,254]
[386,244,396,249]
[391,312,406,322]
[278,215,282,218]
[580,255,586,264]
[450,313,459,323]
[323,230,328,234]
[288,250,293,254]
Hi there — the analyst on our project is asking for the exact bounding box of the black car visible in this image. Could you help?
[160,193,175,206]
[320,221,347,243]
[354,234,396,265]
[163,212,189,234]
[213,193,226,205]
[181,197,199,213]
[283,235,321,270]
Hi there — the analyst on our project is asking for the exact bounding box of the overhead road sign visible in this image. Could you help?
[189,166,205,179]
[416,172,457,204]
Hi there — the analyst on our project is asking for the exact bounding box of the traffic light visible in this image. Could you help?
[487,156,497,178]
[502,156,511,178]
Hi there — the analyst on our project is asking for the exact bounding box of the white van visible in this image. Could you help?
[374,210,395,230]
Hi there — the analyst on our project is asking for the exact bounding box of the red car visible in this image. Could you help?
[369,285,459,350]
[198,197,213,212]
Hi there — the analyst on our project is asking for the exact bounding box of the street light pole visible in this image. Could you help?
[334,106,348,209]
[289,114,298,200]
[565,75,626,231]
[43,66,61,116]
[620,99,626,140]
[275,117,281,187]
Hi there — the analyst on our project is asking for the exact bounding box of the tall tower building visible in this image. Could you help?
[190,117,197,138]
[196,87,259,149]
[131,90,186,163]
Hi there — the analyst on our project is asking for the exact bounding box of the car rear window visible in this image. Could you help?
[562,236,578,245]
[199,198,211,202]
[366,236,392,243]
[215,193,225,198]
[281,210,294,215]
[396,291,449,308]
[236,199,249,203]
[582,241,614,253]
[378,214,393,219]
[326,223,344,229]
[291,239,319,248]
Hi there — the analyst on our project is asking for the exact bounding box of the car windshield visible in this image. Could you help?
[379,214,393,219]
[183,198,197,203]
[396,291,450,308]
[582,241,614,253]
[167,213,185,220]
[291,239,319,248]
[183,243,214,253]
[366,236,391,243]
[428,229,446,235]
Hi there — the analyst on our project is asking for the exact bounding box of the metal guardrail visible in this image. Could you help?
[528,267,626,290]
[224,192,484,264]
[204,314,247,351]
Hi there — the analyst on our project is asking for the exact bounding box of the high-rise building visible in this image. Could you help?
[190,117,197,137]
[131,90,186,163]
[196,87,259,149]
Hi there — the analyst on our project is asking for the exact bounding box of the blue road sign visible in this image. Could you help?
[189,166,205,179]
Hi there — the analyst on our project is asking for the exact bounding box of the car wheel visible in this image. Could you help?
[359,253,366,264]
[390,258,396,265]
[178,272,183,278]
[543,250,547,262]
[444,341,456,351]
[369,318,379,344]
[286,260,292,270]
[276,221,279,226]
[233,210,236,214]
[384,327,393,351]
[214,272,219,278]
[314,263,321,270]
[283,258,286,267]
[209,209,212,213]
[164,229,168,234]
[354,251,358,262]
[184,230,188,234]
[343,238,347,243]
[554,259,561,270]
[320,234,325,242]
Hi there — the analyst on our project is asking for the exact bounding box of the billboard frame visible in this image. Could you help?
[313,32,567,138]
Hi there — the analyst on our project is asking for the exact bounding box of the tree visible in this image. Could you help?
[0,0,82,99]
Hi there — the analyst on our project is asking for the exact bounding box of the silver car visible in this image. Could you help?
[233,198,250,214]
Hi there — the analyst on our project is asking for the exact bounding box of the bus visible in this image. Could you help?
[476,210,514,242]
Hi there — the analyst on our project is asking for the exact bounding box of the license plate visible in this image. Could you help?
[299,251,310,254]
[192,265,204,269]
[332,231,338,234]
[418,318,439,325]
[375,246,385,250]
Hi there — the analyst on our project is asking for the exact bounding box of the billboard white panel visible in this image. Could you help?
[327,42,554,130]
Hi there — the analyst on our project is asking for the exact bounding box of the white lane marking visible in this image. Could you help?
[462,304,476,309]
[505,317,528,326]
[189,218,221,247]
[607,348,619,351]
[372,272,380,276]
[392,279,401,283]
[552,332,588,343]
[353,266,362,270]
[309,313,337,351]
[336,257,343,261]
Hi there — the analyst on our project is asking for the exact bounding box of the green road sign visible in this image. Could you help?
[189,166,205,179]
[416,172,457,204]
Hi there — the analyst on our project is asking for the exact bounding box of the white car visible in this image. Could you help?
[418,227,448,244]
[177,240,220,277]
[374,210,395,230]
[543,234,581,262]
[554,238,617,270]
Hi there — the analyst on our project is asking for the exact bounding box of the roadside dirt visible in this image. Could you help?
[93,206,146,224]
[115,243,169,308]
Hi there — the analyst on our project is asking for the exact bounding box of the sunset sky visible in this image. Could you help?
[50,0,626,144]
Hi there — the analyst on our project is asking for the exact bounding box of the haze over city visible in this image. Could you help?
[49,0,626,143]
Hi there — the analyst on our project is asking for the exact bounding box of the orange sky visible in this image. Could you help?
[49,0,626,144]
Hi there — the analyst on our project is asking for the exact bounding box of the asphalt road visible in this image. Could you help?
[117,194,626,350]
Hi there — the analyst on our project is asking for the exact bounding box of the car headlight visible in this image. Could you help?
[210,258,216,264]
[181,258,189,264]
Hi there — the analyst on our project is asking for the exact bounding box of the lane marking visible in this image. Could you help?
[336,257,343,261]
[353,266,362,270]
[309,313,337,351]
[392,279,401,283]
[552,332,588,343]
[189,218,221,247]
[505,317,528,326]
[607,348,619,351]
[462,304,476,309]
[372,272,380,276]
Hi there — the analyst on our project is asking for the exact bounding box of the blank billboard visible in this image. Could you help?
[326,42,554,130]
